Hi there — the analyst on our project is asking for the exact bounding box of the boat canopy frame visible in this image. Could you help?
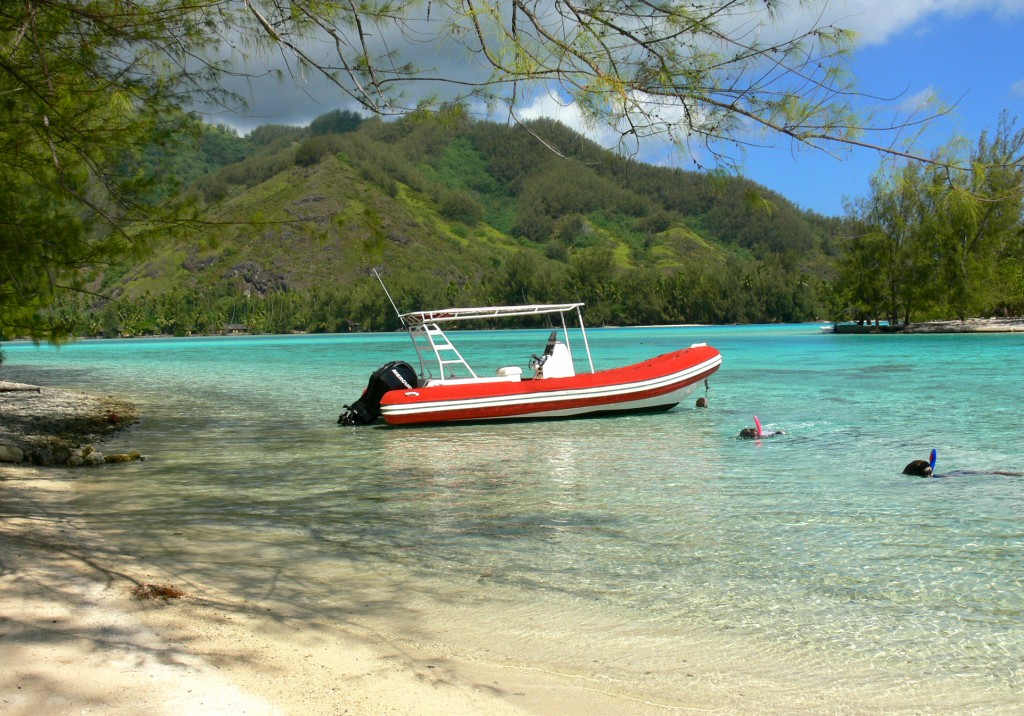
[398,303,596,383]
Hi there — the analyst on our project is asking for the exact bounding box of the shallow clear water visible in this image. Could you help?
[5,325,1024,711]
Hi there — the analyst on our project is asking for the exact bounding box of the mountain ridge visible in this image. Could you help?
[67,111,843,334]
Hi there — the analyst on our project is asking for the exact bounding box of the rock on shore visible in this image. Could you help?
[0,380,140,467]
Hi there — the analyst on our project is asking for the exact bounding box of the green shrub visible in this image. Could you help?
[439,189,483,225]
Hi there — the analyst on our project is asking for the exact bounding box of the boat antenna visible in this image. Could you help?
[373,268,405,325]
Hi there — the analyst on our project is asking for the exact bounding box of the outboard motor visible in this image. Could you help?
[339,361,418,425]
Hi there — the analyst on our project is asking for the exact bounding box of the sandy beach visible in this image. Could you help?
[1,463,569,715]
[902,316,1024,332]
[2,383,700,715]
[1,471,714,716]
[1,381,541,715]
[830,316,1024,333]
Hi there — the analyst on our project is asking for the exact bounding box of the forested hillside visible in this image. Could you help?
[50,110,847,336]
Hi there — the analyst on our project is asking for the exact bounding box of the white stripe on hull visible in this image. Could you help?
[487,381,701,420]
[381,355,719,421]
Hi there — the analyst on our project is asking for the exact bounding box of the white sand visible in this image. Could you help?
[1,466,543,715]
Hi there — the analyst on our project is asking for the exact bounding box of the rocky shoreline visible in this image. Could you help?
[0,380,141,467]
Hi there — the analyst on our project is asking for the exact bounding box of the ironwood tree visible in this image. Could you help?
[837,113,1024,323]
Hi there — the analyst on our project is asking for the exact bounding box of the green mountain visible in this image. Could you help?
[56,110,845,335]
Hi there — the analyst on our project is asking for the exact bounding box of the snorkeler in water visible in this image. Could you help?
[738,415,785,439]
[902,449,1023,478]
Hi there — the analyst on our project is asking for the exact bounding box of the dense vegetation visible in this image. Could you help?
[835,113,1024,324]
[37,109,848,336]
[22,108,1024,339]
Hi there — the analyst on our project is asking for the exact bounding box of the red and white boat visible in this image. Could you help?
[339,303,721,427]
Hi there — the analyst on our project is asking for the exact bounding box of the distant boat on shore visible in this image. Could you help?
[828,321,897,334]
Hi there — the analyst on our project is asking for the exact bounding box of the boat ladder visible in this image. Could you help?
[409,323,477,381]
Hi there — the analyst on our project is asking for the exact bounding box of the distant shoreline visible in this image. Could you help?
[829,317,1024,334]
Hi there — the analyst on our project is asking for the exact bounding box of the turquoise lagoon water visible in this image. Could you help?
[4,325,1023,711]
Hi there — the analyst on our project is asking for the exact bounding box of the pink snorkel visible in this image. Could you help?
[753,415,763,438]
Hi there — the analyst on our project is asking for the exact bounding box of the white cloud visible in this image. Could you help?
[515,91,609,142]
[511,89,704,167]
[783,0,1024,47]
[896,87,939,113]
[1012,79,1024,98]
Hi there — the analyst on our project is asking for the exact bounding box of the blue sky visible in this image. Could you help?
[224,2,1024,218]
[739,5,1024,215]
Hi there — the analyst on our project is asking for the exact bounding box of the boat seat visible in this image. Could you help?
[496,366,523,379]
